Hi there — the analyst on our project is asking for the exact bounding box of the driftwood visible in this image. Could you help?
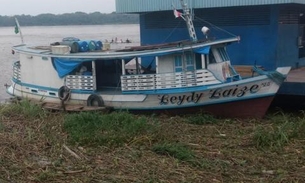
[63,144,81,160]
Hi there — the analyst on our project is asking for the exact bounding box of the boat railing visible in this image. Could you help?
[13,61,21,82]
[121,69,221,91]
[66,75,94,90]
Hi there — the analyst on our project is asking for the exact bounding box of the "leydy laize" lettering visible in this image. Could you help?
[209,84,260,99]
[159,92,203,105]
[158,84,261,105]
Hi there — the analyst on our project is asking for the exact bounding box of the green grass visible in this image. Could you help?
[0,99,47,119]
[151,142,227,170]
[63,111,157,146]
[0,121,4,132]
[253,111,305,149]
[1,101,305,182]
[185,113,219,125]
[152,142,195,162]
[253,124,290,149]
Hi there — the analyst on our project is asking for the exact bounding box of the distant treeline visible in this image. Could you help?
[0,12,139,27]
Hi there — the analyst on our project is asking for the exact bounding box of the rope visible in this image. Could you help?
[162,21,183,43]
[252,66,285,85]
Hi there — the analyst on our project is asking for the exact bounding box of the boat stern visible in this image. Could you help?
[5,81,16,97]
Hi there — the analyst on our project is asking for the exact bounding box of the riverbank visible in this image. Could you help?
[0,101,305,182]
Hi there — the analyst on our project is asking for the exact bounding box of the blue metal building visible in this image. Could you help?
[116,0,305,70]
[116,0,305,107]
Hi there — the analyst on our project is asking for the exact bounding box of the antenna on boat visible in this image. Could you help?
[173,0,197,42]
[14,17,24,44]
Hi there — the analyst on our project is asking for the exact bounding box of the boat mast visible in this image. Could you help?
[180,0,197,42]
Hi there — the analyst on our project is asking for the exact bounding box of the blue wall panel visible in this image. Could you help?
[140,6,278,70]
[139,4,305,70]
[225,25,278,70]
[277,25,299,68]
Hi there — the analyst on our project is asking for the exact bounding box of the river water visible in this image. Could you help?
[0,24,140,102]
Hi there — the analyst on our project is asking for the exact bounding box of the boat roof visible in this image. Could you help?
[116,0,305,13]
[13,37,239,60]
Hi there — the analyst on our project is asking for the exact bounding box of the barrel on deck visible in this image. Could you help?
[77,41,89,52]
[94,40,103,50]
[86,40,96,51]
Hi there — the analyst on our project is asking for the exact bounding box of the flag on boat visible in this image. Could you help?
[14,17,24,43]
[173,9,182,18]
[14,18,20,34]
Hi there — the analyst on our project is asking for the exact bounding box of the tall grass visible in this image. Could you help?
[253,111,305,149]
[0,99,47,119]
[152,142,195,162]
[63,111,157,146]
[185,113,219,125]
[0,121,4,132]
[152,142,228,169]
[253,124,290,149]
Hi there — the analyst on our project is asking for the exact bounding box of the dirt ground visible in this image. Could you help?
[0,109,305,183]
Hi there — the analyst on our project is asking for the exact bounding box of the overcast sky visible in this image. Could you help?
[0,0,116,16]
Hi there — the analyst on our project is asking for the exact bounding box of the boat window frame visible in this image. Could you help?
[185,52,195,71]
[211,46,230,63]
[174,54,183,72]
[217,47,230,62]
[174,52,196,72]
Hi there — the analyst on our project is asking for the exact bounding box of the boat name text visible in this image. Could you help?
[158,84,261,105]
[159,92,203,105]
[210,84,260,99]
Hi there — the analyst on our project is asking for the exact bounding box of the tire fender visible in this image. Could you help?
[87,94,104,107]
[58,86,71,101]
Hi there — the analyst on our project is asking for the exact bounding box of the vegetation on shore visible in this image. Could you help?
[0,12,139,27]
[0,100,305,182]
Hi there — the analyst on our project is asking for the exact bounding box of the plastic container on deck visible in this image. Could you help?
[102,42,111,50]
[77,41,89,52]
[51,45,70,54]
[94,40,103,50]
[60,41,79,53]
[62,37,80,42]
[86,40,96,51]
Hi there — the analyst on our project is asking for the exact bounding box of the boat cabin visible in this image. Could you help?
[12,41,240,96]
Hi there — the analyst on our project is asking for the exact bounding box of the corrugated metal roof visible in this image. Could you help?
[116,0,305,13]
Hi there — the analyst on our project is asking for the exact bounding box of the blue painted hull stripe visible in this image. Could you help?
[11,79,95,94]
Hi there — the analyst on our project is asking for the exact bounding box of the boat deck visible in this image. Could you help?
[285,67,305,83]
[277,66,305,96]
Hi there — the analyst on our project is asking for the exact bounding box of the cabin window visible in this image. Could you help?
[95,59,122,89]
[196,53,203,69]
[174,55,183,72]
[208,51,216,64]
[217,47,230,61]
[185,53,194,71]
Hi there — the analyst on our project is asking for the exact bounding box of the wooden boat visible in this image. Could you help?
[6,1,291,118]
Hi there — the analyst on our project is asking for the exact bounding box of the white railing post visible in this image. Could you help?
[122,59,126,75]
